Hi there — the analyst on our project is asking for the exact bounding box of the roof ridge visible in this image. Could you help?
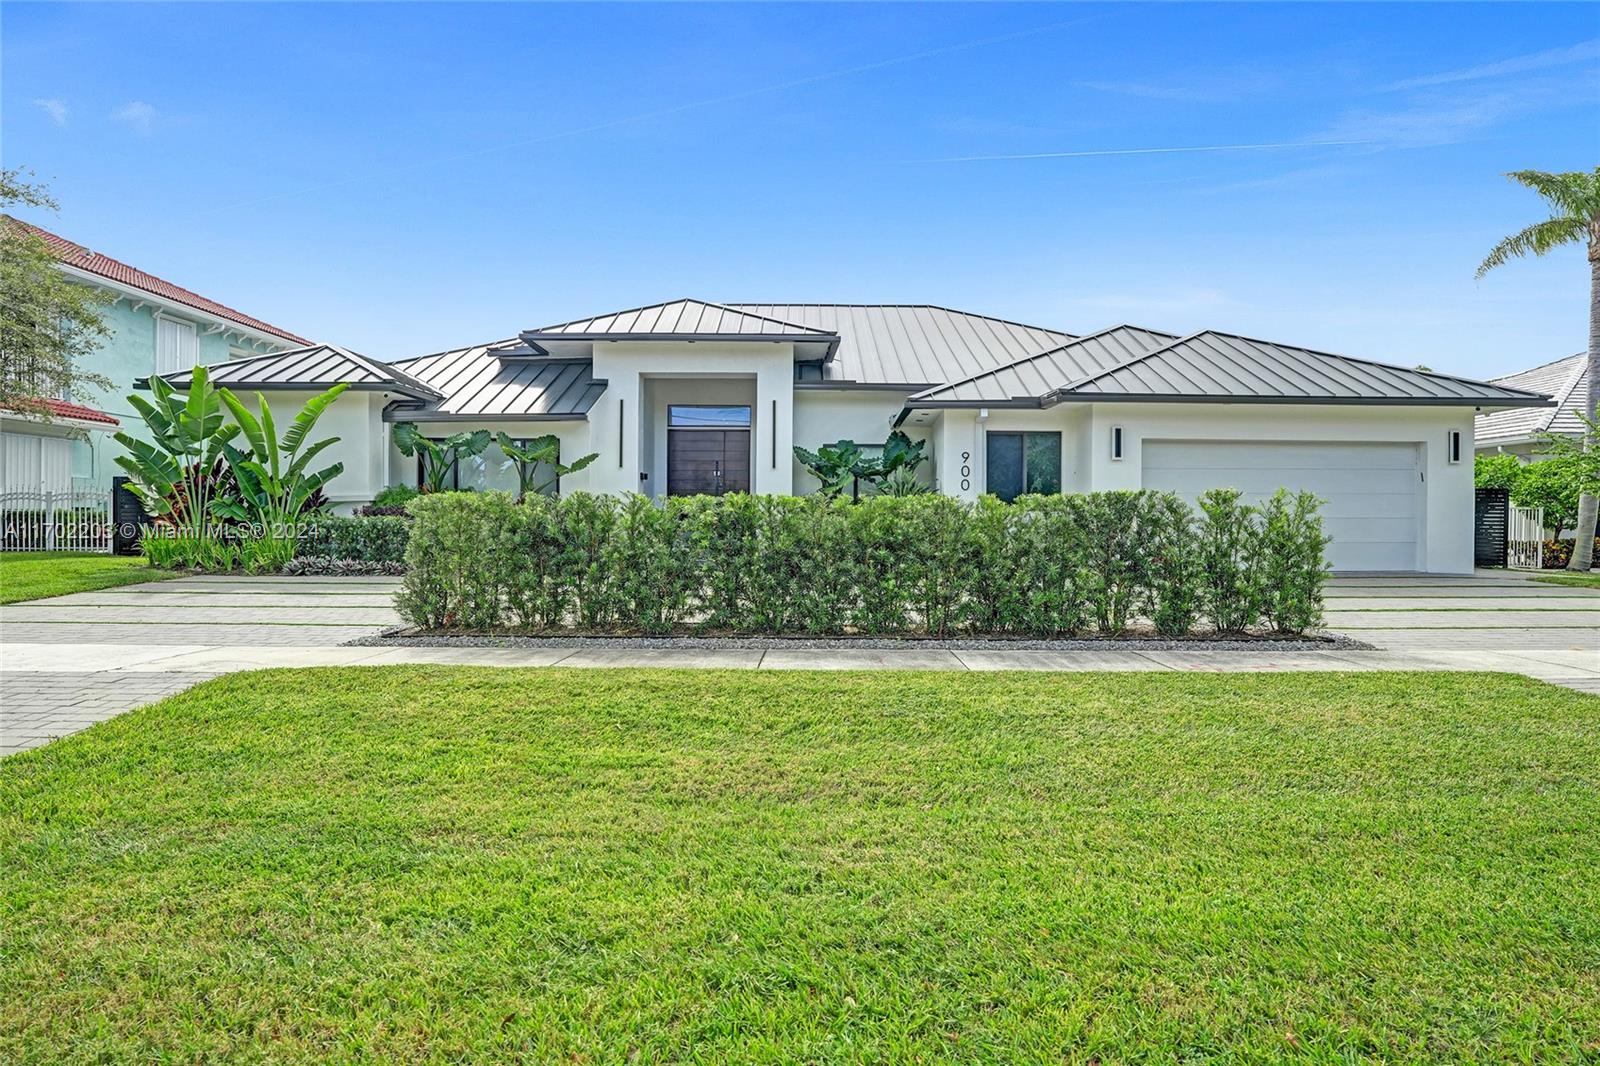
[6,215,310,345]
[389,338,522,366]
[531,298,835,336]
[725,302,1076,339]
[909,324,1176,400]
[1490,351,1587,382]
[1066,328,1552,400]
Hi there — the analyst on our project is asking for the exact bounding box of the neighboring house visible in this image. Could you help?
[0,218,309,494]
[160,298,1551,573]
[1474,352,1590,459]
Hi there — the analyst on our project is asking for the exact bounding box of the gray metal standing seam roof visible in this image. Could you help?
[1476,353,1590,444]
[387,340,608,420]
[1050,331,1555,407]
[524,299,836,342]
[906,325,1179,404]
[726,304,1076,387]
[156,344,443,401]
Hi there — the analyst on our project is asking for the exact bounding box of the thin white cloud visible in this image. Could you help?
[1076,70,1282,105]
[914,140,1369,164]
[33,98,69,127]
[111,100,156,135]
[1318,76,1599,150]
[1382,39,1600,91]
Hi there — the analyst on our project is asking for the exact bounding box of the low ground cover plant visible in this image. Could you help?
[397,488,1330,636]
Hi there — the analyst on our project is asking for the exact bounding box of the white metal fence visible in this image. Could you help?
[0,490,113,552]
[1508,504,1544,570]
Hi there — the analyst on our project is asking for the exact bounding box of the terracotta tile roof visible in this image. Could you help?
[3,216,310,345]
[3,398,120,426]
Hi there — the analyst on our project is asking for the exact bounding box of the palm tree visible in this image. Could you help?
[1477,168,1600,572]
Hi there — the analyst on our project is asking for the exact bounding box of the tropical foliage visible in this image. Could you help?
[114,369,347,571]
[494,432,599,499]
[793,431,929,497]
[393,423,491,493]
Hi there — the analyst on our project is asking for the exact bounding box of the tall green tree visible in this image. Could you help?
[0,169,111,416]
[1477,168,1600,571]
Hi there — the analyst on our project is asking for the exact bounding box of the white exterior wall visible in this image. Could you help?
[792,390,924,492]
[588,341,796,496]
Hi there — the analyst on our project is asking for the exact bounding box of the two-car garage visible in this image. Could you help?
[1141,440,1424,572]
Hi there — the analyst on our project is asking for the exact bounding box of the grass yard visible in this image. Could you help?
[0,551,175,604]
[3,668,1598,1062]
[1531,571,1600,589]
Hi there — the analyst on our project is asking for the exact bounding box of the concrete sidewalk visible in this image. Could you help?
[3,571,1596,755]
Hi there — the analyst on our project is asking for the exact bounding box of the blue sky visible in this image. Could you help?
[5,2,1597,378]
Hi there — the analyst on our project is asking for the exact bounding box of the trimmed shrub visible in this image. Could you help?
[1259,490,1331,634]
[1196,488,1266,634]
[394,490,1330,636]
[298,514,410,564]
[282,557,406,577]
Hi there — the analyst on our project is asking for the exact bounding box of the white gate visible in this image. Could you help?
[0,490,114,552]
[1508,504,1544,570]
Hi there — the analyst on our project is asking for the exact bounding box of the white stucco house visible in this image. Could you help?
[158,298,1552,573]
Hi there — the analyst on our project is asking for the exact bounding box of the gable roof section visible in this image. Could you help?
[1050,331,1554,407]
[6,216,310,345]
[519,299,836,348]
[1476,353,1588,445]
[158,344,444,402]
[907,325,1179,405]
[388,340,606,420]
[729,304,1075,387]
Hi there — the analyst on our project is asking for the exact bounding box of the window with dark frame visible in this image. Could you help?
[985,431,1062,502]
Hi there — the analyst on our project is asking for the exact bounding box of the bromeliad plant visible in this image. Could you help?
[213,384,349,568]
[495,432,599,500]
[394,423,491,493]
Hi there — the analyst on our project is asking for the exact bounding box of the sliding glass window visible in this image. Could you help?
[985,431,1061,502]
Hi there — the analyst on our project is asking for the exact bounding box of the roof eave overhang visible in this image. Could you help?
[140,377,443,402]
[380,409,591,424]
[58,263,307,348]
[1047,392,1558,407]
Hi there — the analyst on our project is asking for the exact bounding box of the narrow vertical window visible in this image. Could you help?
[1447,430,1462,464]
[1110,425,1125,461]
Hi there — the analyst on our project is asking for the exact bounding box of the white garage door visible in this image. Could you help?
[1142,440,1422,572]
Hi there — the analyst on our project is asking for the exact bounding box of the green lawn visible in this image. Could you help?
[3,669,1598,1062]
[1531,571,1600,589]
[0,551,175,604]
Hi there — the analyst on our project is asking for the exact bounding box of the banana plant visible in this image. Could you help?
[113,365,241,536]
[213,383,349,528]
[495,432,599,500]
[393,423,491,492]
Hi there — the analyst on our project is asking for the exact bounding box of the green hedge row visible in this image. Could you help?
[397,489,1330,637]
[296,514,410,564]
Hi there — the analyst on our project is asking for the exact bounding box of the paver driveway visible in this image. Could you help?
[2,570,1596,754]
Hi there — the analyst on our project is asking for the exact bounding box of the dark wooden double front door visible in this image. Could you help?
[667,429,750,496]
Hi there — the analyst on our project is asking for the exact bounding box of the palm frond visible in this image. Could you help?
[1476,217,1587,277]
[1506,168,1600,220]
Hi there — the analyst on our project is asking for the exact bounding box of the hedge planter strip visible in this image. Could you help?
[397,489,1330,638]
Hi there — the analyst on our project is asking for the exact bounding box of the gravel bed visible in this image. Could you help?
[348,628,1375,652]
